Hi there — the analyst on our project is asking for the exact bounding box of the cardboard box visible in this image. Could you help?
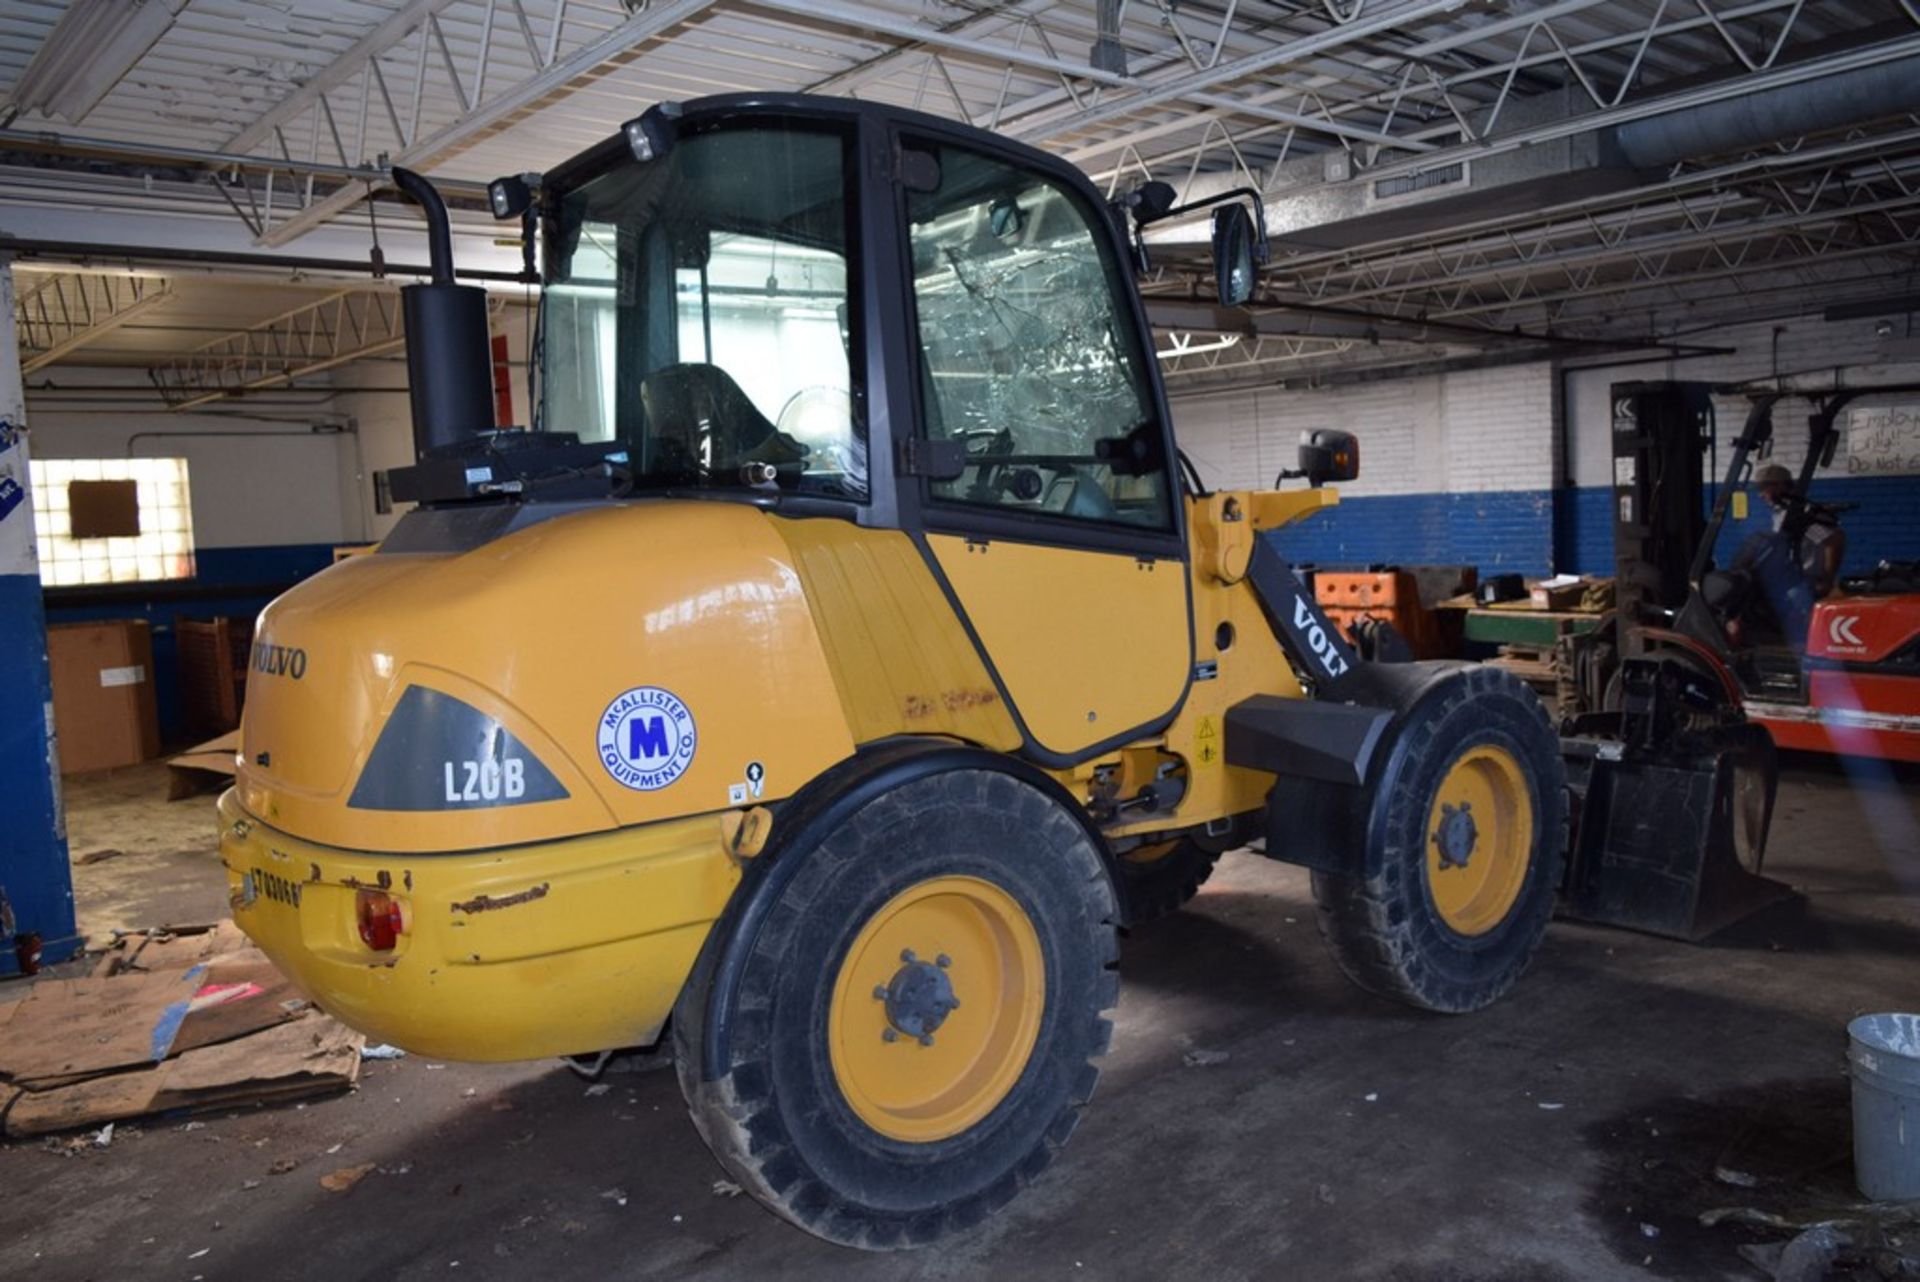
[47,620,161,773]
[1528,581,1588,612]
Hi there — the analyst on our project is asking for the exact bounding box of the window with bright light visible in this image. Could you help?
[30,457,196,587]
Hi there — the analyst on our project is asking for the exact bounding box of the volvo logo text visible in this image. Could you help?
[250,641,308,680]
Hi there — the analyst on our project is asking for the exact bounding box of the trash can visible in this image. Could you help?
[1849,1012,1920,1202]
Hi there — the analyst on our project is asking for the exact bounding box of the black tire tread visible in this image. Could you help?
[1312,665,1568,1014]
[1115,837,1223,927]
[674,768,1119,1250]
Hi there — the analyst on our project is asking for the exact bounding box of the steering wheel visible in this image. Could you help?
[958,428,1015,501]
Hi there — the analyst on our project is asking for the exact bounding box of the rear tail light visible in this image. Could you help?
[356,890,407,951]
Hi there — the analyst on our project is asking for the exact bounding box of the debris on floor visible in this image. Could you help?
[89,921,250,978]
[0,920,361,1138]
[72,847,133,866]
[1590,1077,1920,1280]
[165,730,241,800]
[319,1162,376,1193]
[1705,1201,1920,1280]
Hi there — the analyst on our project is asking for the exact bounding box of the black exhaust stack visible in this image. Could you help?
[392,167,495,458]
[381,168,626,511]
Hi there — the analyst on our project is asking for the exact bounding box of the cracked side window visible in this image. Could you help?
[906,143,1171,530]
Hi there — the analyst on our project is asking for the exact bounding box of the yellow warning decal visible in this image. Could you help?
[1195,715,1220,767]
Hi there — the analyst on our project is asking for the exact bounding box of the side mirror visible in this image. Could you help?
[1212,205,1258,306]
[1297,429,1359,487]
[988,196,1026,239]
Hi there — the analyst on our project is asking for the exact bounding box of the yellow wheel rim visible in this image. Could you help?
[827,875,1045,1143]
[1425,744,1534,937]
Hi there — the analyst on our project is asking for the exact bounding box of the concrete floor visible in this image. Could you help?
[5,756,1917,1281]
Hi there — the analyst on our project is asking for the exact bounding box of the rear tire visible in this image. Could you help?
[1114,837,1223,927]
[1313,665,1567,1013]
[674,768,1119,1249]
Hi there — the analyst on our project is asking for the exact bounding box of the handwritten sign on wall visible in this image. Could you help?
[1843,403,1920,477]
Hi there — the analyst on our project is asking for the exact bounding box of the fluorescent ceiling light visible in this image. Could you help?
[3,0,189,125]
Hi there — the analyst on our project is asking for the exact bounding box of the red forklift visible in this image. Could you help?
[1598,382,1920,763]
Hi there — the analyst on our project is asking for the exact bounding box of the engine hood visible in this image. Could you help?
[236,500,854,853]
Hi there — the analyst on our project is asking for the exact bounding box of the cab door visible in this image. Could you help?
[895,133,1192,762]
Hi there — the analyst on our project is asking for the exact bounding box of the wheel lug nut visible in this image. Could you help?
[900,948,917,964]
[881,1029,898,1043]
[872,984,889,1001]
[918,1034,934,1047]
[935,954,951,968]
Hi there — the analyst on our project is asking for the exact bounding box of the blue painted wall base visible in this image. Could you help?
[1555,477,1920,579]
[1268,489,1556,578]
[0,571,81,977]
[1267,480,1920,581]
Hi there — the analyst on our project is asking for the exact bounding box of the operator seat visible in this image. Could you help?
[639,362,807,474]
[1044,470,1119,521]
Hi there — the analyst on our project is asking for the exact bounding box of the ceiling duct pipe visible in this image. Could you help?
[391,167,496,461]
[1611,52,1920,169]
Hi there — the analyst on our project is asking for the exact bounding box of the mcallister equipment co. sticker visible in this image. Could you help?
[597,686,697,791]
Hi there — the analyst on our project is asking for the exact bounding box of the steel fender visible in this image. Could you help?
[1255,661,1474,876]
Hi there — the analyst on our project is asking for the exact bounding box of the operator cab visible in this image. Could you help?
[541,117,863,499]
[384,94,1269,555]
[375,93,1275,763]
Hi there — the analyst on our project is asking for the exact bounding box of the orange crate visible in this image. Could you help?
[1314,567,1476,660]
[1315,571,1406,609]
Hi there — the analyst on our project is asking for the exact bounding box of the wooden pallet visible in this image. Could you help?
[1493,642,1574,714]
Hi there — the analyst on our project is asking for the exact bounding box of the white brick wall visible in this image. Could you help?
[1440,365,1557,494]
[1175,311,1920,504]
[1171,361,1557,497]
[1566,314,1920,487]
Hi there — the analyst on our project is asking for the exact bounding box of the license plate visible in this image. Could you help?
[246,866,305,909]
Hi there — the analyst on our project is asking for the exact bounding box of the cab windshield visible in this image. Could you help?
[541,119,865,498]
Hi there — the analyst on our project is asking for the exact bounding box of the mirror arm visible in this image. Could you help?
[1140,186,1270,261]
[518,206,539,283]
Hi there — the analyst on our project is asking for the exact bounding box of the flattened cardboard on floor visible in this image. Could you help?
[2,951,306,1089]
[0,966,206,1085]
[2,1016,362,1137]
[165,730,240,800]
[170,956,310,1054]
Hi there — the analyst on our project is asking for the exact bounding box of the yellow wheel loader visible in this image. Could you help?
[220,94,1783,1248]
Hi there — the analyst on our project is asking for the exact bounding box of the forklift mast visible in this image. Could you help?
[1610,381,1713,648]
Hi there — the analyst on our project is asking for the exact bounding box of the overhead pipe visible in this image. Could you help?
[1610,52,1920,169]
[1,238,527,284]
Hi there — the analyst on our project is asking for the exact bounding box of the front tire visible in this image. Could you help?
[1313,665,1567,1013]
[674,768,1119,1249]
